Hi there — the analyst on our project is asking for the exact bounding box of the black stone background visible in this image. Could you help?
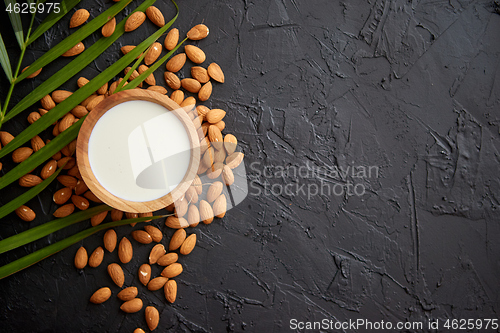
[0,0,500,332]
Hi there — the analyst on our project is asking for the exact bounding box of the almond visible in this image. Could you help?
[138,263,152,286]
[53,187,72,205]
[80,93,97,107]
[214,148,226,164]
[169,229,186,251]
[0,131,14,146]
[74,180,89,195]
[164,280,177,303]
[208,125,223,150]
[180,78,201,93]
[27,111,40,124]
[69,9,89,28]
[166,53,186,72]
[180,96,196,110]
[198,81,212,101]
[164,71,181,90]
[121,45,141,58]
[174,197,188,217]
[191,66,210,83]
[226,152,244,169]
[165,216,189,229]
[222,165,235,186]
[125,67,140,81]
[77,77,89,88]
[52,90,72,103]
[103,229,117,252]
[88,246,104,268]
[120,298,143,313]
[146,6,165,27]
[117,286,138,301]
[139,212,153,222]
[74,246,88,269]
[185,186,198,204]
[15,205,36,222]
[145,42,162,65]
[206,182,223,204]
[206,109,226,124]
[118,237,133,264]
[108,263,125,287]
[224,134,237,154]
[207,162,224,179]
[84,191,103,203]
[149,244,166,265]
[30,135,45,152]
[125,11,146,32]
[90,287,111,304]
[185,45,206,64]
[145,306,160,331]
[193,175,203,195]
[22,66,42,79]
[62,42,85,57]
[134,329,146,333]
[167,90,182,105]
[187,24,209,40]
[40,94,56,110]
[144,226,163,242]
[19,174,42,187]
[97,82,108,95]
[213,194,227,218]
[161,263,183,278]
[202,147,215,168]
[157,253,178,266]
[101,17,116,37]
[86,94,105,111]
[131,230,152,244]
[111,209,123,221]
[187,204,200,227]
[215,119,226,130]
[164,28,179,51]
[12,147,33,163]
[207,63,225,83]
[53,203,75,217]
[57,175,78,188]
[147,276,168,291]
[138,65,156,85]
[52,150,62,160]
[147,85,167,94]
[72,195,90,210]
[199,200,214,224]
[180,234,196,255]
[59,113,75,132]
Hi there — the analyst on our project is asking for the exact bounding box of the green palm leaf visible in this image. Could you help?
[4,0,24,49]
[0,34,13,81]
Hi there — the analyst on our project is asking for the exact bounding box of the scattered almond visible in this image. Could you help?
[174,197,188,217]
[147,85,167,94]
[22,66,42,79]
[206,109,226,124]
[144,225,163,242]
[164,28,179,50]
[145,42,162,65]
[40,94,56,110]
[84,191,103,203]
[59,113,75,132]
[213,194,227,218]
[102,17,116,37]
[62,42,85,57]
[30,135,45,152]
[146,6,165,27]
[117,286,138,301]
[118,237,133,264]
[53,187,72,205]
[15,205,36,222]
[138,65,156,85]
[19,174,42,187]
[88,246,104,268]
[0,131,15,146]
[74,180,89,195]
[27,111,41,124]
[165,279,177,303]
[97,82,108,95]
[198,81,212,101]
[164,71,181,90]
[147,277,168,291]
[224,134,237,154]
[86,94,105,111]
[226,152,244,169]
[161,262,183,278]
[166,53,186,72]
[157,253,178,266]
[138,263,152,286]
[208,125,223,150]
[52,90,72,103]
[149,244,166,265]
[90,287,111,304]
[125,11,146,32]
[77,77,89,88]
[185,45,206,64]
[103,229,117,252]
[131,230,152,244]
[120,298,143,313]
[199,200,214,224]
[69,9,90,28]
[207,181,223,203]
[181,78,201,93]
[222,165,235,185]
[187,205,200,227]
[145,306,160,331]
[208,63,225,83]
[72,195,90,210]
[185,186,198,204]
[180,234,196,255]
[165,216,189,229]
[107,263,125,287]
[111,209,123,221]
[169,229,186,251]
[53,203,75,217]
[12,147,33,163]
[57,175,78,188]
[187,24,209,40]
[74,246,88,269]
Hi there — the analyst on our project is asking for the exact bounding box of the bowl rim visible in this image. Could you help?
[76,89,200,213]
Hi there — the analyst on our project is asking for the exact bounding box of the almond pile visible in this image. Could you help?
[3,5,245,331]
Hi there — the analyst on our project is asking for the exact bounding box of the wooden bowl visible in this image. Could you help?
[76,89,200,213]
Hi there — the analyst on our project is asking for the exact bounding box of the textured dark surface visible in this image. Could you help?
[1,0,500,332]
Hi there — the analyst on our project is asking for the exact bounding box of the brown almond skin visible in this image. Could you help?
[131,230,153,244]
[31,135,45,152]
[213,194,227,218]
[206,109,226,124]
[185,45,206,64]
[27,111,41,124]
[108,263,125,287]
[74,246,88,269]
[170,90,184,105]
[147,277,168,291]
[89,287,111,304]
[118,237,133,264]
[161,263,183,278]
[207,181,223,203]
[169,229,186,251]
[12,147,33,163]
[145,306,160,331]
[138,263,151,286]
[181,78,202,93]
[40,94,56,110]
[72,195,90,210]
[208,63,225,83]
[224,134,237,154]
[191,66,210,83]
[187,205,200,227]
[15,205,36,222]
[117,286,138,301]
[187,24,209,40]
[144,225,163,242]
[91,211,108,227]
[165,216,189,229]
[19,174,42,187]
[164,71,181,90]
[164,279,177,303]
[74,180,89,196]
[71,105,89,118]
[125,11,146,32]
[121,298,143,313]
[134,329,146,333]
[226,152,244,169]
[199,200,214,224]
[22,66,42,79]
[62,42,85,57]
[222,165,235,186]
[52,90,72,103]
[111,209,123,221]
[57,175,78,188]
[53,187,72,205]
[69,9,90,28]
[147,85,167,94]
[198,81,212,101]
[146,6,165,27]
[101,17,116,37]
[103,229,117,252]
[145,42,162,65]
[149,244,166,265]
[164,28,179,51]
[166,53,186,72]
[138,65,156,85]
[53,203,75,218]
[88,246,104,268]
[157,253,178,266]
[180,234,197,255]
